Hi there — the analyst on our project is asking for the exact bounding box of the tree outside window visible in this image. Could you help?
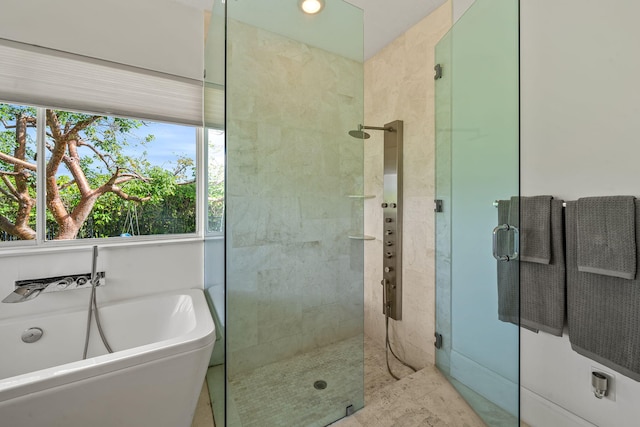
[0,103,197,242]
[207,128,225,234]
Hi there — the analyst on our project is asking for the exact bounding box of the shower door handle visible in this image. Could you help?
[492,224,519,262]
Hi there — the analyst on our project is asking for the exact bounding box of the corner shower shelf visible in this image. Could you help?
[348,234,375,241]
[347,195,375,199]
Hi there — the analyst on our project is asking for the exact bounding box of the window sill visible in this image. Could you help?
[0,234,208,258]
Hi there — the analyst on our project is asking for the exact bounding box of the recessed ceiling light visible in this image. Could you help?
[299,0,325,15]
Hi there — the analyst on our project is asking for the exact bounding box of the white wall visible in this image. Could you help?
[0,1,210,322]
[0,0,204,80]
[453,0,476,22]
[0,241,204,321]
[521,1,640,426]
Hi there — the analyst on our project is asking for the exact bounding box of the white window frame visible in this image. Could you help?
[0,103,205,253]
[0,38,220,252]
[204,126,225,238]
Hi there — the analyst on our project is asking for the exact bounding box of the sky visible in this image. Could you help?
[7,109,222,182]
[130,121,196,169]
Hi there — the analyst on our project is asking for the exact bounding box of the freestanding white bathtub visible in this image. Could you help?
[0,288,215,427]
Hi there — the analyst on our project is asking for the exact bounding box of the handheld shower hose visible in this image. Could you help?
[82,246,113,359]
[382,281,418,380]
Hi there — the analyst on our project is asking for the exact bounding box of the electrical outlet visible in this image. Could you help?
[590,366,616,401]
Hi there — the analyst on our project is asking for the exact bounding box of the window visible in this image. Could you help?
[207,128,225,234]
[0,103,38,241]
[0,102,198,243]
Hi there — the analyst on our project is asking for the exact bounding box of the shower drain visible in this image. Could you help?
[313,380,327,390]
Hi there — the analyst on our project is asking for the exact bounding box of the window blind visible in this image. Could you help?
[0,38,206,126]
[204,83,225,129]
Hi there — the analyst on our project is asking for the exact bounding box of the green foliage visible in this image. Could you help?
[0,103,200,241]
[0,104,38,240]
[208,163,225,233]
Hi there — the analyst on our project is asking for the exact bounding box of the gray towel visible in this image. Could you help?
[577,196,636,279]
[520,199,565,335]
[514,196,553,264]
[567,201,640,381]
[497,200,519,325]
[497,198,566,336]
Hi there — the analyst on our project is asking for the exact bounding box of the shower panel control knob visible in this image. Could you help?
[386,241,393,246]
[385,230,393,235]
[385,218,393,223]
[381,203,388,208]
[385,252,393,259]
[390,203,397,208]
[384,266,393,273]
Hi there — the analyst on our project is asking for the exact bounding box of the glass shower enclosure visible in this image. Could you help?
[435,0,520,424]
[221,1,365,426]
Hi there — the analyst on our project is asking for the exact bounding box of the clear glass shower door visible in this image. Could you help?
[224,1,365,426]
[435,0,520,424]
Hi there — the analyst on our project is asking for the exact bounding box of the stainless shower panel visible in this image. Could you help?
[382,120,403,320]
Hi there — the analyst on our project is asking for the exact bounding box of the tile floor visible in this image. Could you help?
[330,336,488,427]
[191,335,520,427]
[226,336,364,427]
[192,381,215,427]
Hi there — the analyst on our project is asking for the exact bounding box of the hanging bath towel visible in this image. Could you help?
[577,196,636,280]
[497,197,566,336]
[567,200,640,381]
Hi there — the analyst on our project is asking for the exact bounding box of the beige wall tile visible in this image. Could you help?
[226,19,365,375]
[363,1,452,367]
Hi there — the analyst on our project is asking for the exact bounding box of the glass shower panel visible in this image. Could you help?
[435,0,520,424]
[203,1,226,426]
[435,30,452,376]
[225,1,364,426]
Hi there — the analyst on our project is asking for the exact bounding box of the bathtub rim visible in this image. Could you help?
[0,288,215,403]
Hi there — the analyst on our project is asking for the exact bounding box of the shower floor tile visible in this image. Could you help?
[334,336,526,427]
[330,364,488,427]
[215,334,518,427]
[227,335,365,427]
[362,335,415,402]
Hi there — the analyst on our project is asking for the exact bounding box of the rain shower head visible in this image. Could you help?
[348,128,370,139]
[348,124,394,139]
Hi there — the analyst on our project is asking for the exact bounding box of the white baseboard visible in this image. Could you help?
[450,350,518,414]
[521,387,596,427]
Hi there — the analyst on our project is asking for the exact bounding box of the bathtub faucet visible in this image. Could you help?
[1,272,106,303]
[1,283,48,303]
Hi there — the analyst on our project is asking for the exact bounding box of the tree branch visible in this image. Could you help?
[0,185,19,202]
[45,110,71,225]
[0,116,36,130]
[68,116,100,136]
[0,212,35,240]
[110,187,151,203]
[46,110,63,141]
[95,174,150,202]
[65,139,92,196]
[76,139,116,170]
[0,152,37,171]
[59,179,77,192]
[0,119,16,129]
[113,172,150,186]
[1,175,19,198]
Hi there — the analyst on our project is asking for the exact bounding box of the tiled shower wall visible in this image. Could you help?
[363,1,452,369]
[225,20,364,376]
